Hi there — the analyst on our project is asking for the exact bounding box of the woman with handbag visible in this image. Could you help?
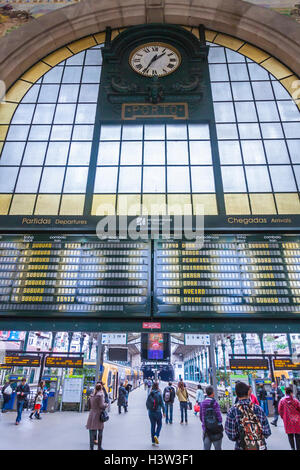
[86,382,109,451]
[278,386,300,450]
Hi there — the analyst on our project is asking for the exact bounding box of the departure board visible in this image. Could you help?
[3,353,41,367]
[273,359,300,370]
[45,356,84,368]
[154,234,300,319]
[229,359,269,371]
[0,235,151,320]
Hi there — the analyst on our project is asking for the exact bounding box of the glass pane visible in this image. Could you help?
[100,125,121,141]
[248,63,269,80]
[97,141,120,165]
[22,85,40,103]
[167,141,189,165]
[208,47,226,63]
[188,124,210,140]
[241,140,266,164]
[120,142,142,165]
[216,124,238,140]
[0,142,25,166]
[39,167,65,193]
[218,140,242,164]
[50,125,73,141]
[65,52,85,66]
[283,123,300,138]
[245,166,272,192]
[22,142,47,166]
[54,104,76,124]
[63,167,88,193]
[252,81,274,100]
[226,49,245,63]
[189,141,212,164]
[238,123,261,139]
[272,81,291,100]
[191,166,215,192]
[221,166,246,192]
[82,66,101,83]
[269,165,296,192]
[118,167,141,193]
[211,82,232,101]
[214,102,236,123]
[38,85,60,103]
[228,63,249,81]
[58,84,80,103]
[62,67,82,83]
[167,167,190,193]
[85,49,102,66]
[143,166,165,193]
[15,167,42,193]
[28,125,51,141]
[72,125,94,140]
[0,167,19,192]
[33,104,56,124]
[209,64,229,82]
[256,101,280,122]
[261,123,284,139]
[68,142,92,165]
[143,141,165,165]
[231,82,253,101]
[43,67,63,84]
[264,140,290,164]
[166,124,187,140]
[75,104,97,124]
[277,101,300,122]
[294,165,300,189]
[45,142,70,166]
[6,125,30,141]
[94,167,118,193]
[287,140,300,163]
[144,124,165,140]
[235,102,257,122]
[122,125,143,140]
[11,104,35,124]
[78,84,99,103]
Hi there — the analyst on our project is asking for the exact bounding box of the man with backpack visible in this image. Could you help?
[200,385,223,450]
[225,381,271,450]
[146,381,166,445]
[163,381,175,424]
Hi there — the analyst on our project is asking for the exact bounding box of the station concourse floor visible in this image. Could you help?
[0,384,291,451]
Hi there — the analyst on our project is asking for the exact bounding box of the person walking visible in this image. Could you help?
[86,382,108,451]
[1,380,12,413]
[176,380,189,424]
[147,379,152,397]
[117,382,128,414]
[225,381,271,450]
[248,386,259,406]
[163,381,175,424]
[125,381,132,408]
[278,386,300,450]
[270,382,284,427]
[15,377,30,425]
[195,384,205,415]
[199,385,223,450]
[29,391,43,420]
[258,384,269,416]
[146,381,166,445]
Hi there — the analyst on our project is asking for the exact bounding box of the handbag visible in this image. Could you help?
[99,410,109,423]
[187,401,193,411]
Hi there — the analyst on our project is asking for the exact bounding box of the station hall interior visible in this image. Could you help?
[0,0,300,452]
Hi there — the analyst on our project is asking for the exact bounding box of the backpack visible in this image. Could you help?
[4,385,12,395]
[146,391,159,411]
[204,399,223,439]
[164,388,171,403]
[236,402,266,450]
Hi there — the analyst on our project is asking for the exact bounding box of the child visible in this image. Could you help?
[30,391,43,420]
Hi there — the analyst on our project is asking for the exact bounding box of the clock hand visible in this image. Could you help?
[154,52,166,62]
[143,54,158,72]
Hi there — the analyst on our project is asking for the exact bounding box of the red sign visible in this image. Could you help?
[143,322,161,329]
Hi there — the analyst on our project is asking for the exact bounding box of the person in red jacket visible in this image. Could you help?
[278,386,300,450]
[248,386,259,406]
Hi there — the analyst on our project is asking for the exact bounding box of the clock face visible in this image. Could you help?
[129,42,181,77]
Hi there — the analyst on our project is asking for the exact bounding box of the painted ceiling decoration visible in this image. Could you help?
[0,0,299,37]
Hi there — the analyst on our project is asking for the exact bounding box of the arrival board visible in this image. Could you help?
[154,234,300,319]
[0,235,151,319]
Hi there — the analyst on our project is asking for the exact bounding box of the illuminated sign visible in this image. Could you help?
[122,103,188,120]
[273,359,300,370]
[3,353,41,367]
[229,359,269,371]
[45,356,84,368]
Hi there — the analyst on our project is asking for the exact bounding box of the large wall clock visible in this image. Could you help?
[98,24,212,122]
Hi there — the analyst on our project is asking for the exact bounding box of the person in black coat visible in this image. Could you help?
[15,378,30,425]
[270,382,284,426]
[117,382,127,414]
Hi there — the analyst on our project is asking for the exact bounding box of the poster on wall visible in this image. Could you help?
[62,377,83,403]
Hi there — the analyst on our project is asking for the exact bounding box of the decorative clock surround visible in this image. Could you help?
[98,24,211,122]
